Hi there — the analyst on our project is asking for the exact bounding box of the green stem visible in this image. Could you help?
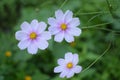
[81,43,111,73]
[59,0,68,9]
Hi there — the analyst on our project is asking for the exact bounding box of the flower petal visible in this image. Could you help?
[48,26,61,35]
[41,31,51,40]
[65,52,73,62]
[18,39,30,50]
[55,9,64,20]
[66,70,74,78]
[20,21,31,31]
[54,31,64,42]
[72,54,79,65]
[68,18,80,27]
[37,39,48,50]
[67,28,81,36]
[37,22,47,33]
[15,31,28,40]
[58,58,65,66]
[73,66,82,73]
[60,70,68,78]
[27,42,38,54]
[48,18,57,26]
[54,66,63,73]
[64,34,74,42]
[64,10,73,23]
[30,19,38,30]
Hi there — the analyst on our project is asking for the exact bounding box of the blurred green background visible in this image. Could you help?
[0,0,120,80]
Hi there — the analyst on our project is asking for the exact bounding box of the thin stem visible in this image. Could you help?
[59,0,68,9]
[81,22,112,29]
[81,42,111,73]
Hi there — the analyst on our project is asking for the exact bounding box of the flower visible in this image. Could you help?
[25,76,32,80]
[5,51,12,57]
[48,10,81,43]
[15,19,51,54]
[54,52,82,78]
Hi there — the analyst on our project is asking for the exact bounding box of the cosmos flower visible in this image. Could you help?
[15,19,51,54]
[48,10,81,43]
[54,52,82,78]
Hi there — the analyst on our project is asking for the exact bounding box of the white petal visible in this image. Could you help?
[65,52,73,62]
[48,18,57,26]
[54,66,63,73]
[20,21,31,31]
[73,54,79,65]
[54,31,64,42]
[60,70,68,78]
[73,66,82,73]
[41,31,51,40]
[18,39,30,50]
[30,19,38,30]
[64,10,73,23]
[66,70,74,78]
[37,39,48,50]
[48,26,61,35]
[15,31,28,40]
[27,42,38,54]
[67,28,81,36]
[55,9,64,20]
[64,34,74,43]
[69,18,80,27]
[37,22,47,33]
[58,58,65,66]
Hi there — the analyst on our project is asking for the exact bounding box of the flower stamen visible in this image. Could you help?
[61,23,67,30]
[67,62,73,69]
[30,32,37,39]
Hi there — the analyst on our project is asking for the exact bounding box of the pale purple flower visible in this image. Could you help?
[48,10,81,43]
[15,19,51,54]
[54,52,82,78]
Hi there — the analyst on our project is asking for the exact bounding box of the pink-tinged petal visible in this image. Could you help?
[37,22,47,33]
[60,70,68,78]
[73,66,82,73]
[55,9,64,20]
[64,10,73,23]
[27,42,38,54]
[37,39,48,50]
[64,34,74,42]
[48,18,57,26]
[18,39,30,50]
[68,18,80,27]
[66,70,74,78]
[48,26,60,35]
[58,58,65,66]
[54,66,63,73]
[54,31,64,42]
[20,21,31,31]
[30,19,38,30]
[67,28,81,36]
[15,31,28,40]
[72,54,79,65]
[65,52,73,62]
[41,31,51,40]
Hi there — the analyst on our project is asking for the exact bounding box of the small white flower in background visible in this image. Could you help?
[15,19,51,54]
[48,10,81,43]
[54,52,82,78]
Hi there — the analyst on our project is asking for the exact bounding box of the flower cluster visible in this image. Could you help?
[15,9,82,78]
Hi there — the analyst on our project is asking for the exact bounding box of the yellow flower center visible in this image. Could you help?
[67,62,73,69]
[30,32,37,39]
[25,76,32,80]
[5,51,11,57]
[61,23,67,30]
